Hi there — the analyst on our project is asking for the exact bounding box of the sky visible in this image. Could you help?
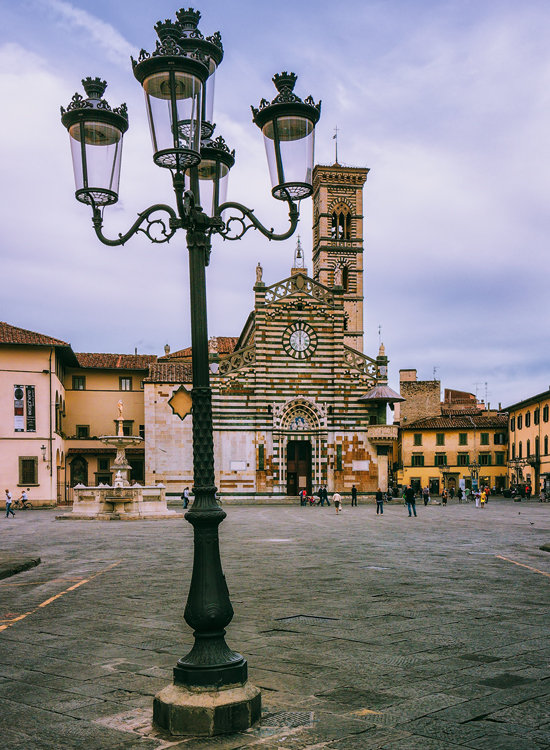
[1,0,549,409]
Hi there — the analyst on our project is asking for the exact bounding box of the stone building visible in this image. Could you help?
[504,388,550,495]
[64,353,155,492]
[394,370,508,494]
[0,321,155,507]
[144,164,399,501]
[0,322,75,507]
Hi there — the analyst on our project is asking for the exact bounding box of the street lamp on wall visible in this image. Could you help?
[60,7,320,738]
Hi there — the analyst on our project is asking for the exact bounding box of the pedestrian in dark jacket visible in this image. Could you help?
[404,486,417,517]
[375,487,384,515]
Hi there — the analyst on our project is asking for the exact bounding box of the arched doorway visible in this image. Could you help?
[277,398,326,496]
[287,440,312,495]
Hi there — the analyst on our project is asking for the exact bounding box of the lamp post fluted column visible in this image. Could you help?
[171,212,248,689]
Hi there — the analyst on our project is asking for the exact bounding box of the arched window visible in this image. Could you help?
[331,203,351,240]
[512,443,516,459]
[526,411,531,427]
[545,435,548,455]
[70,456,88,487]
[535,437,540,458]
[519,441,523,459]
[527,439,531,457]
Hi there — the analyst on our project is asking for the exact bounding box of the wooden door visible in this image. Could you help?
[287,441,311,495]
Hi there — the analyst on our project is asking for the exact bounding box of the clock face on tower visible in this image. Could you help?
[283,322,317,359]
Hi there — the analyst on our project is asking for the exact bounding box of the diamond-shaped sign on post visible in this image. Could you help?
[168,385,193,420]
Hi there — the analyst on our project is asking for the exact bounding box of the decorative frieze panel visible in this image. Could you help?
[366,425,399,443]
[218,345,255,376]
[264,274,334,308]
[342,346,377,380]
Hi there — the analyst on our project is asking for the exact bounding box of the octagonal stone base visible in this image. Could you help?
[153,681,261,736]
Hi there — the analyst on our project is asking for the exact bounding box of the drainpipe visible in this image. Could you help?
[49,348,53,503]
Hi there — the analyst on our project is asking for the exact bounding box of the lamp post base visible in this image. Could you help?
[153,681,261,736]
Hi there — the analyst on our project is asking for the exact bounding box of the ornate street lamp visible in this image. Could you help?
[60,7,320,738]
[469,460,480,490]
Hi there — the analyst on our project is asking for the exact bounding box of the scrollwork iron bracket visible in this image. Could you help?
[215,198,299,242]
[91,204,179,247]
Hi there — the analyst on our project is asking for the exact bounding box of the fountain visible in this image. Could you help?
[58,401,183,521]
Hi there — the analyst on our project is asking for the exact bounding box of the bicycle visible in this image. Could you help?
[12,497,32,510]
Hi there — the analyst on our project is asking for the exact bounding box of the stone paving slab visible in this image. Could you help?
[0,552,40,580]
[2,502,550,748]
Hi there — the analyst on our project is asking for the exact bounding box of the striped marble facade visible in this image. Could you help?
[144,164,397,502]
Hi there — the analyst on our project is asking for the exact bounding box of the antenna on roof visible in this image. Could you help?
[333,125,339,165]
[433,366,438,380]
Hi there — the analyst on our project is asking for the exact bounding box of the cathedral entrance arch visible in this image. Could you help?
[275,397,327,496]
[287,440,312,495]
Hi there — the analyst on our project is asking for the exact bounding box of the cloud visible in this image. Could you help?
[41,0,137,67]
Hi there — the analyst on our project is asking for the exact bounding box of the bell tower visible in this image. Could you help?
[312,163,369,352]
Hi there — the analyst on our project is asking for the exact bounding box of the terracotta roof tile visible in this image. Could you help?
[440,408,483,416]
[75,353,157,370]
[0,321,70,347]
[145,363,192,383]
[159,337,238,361]
[216,337,239,354]
[403,414,508,430]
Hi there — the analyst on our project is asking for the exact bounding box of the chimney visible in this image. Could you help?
[164,344,170,356]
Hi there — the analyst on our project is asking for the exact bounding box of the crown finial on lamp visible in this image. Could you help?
[176,7,202,30]
[82,77,107,100]
[154,19,183,41]
[273,71,297,93]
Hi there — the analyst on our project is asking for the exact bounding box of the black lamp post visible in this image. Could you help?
[61,8,320,737]
[469,460,480,490]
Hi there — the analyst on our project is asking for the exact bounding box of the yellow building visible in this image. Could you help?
[399,414,508,495]
[504,389,550,496]
[64,353,155,494]
[394,369,508,494]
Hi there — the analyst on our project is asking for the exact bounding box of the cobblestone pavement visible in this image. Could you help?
[2,499,550,749]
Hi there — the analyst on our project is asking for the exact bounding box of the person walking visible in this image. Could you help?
[182,487,190,509]
[457,487,463,504]
[474,490,481,508]
[404,485,417,517]
[316,488,324,506]
[351,485,358,507]
[422,486,430,506]
[480,489,486,508]
[333,491,342,514]
[375,487,384,515]
[5,489,15,518]
[299,488,308,506]
[441,488,448,507]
